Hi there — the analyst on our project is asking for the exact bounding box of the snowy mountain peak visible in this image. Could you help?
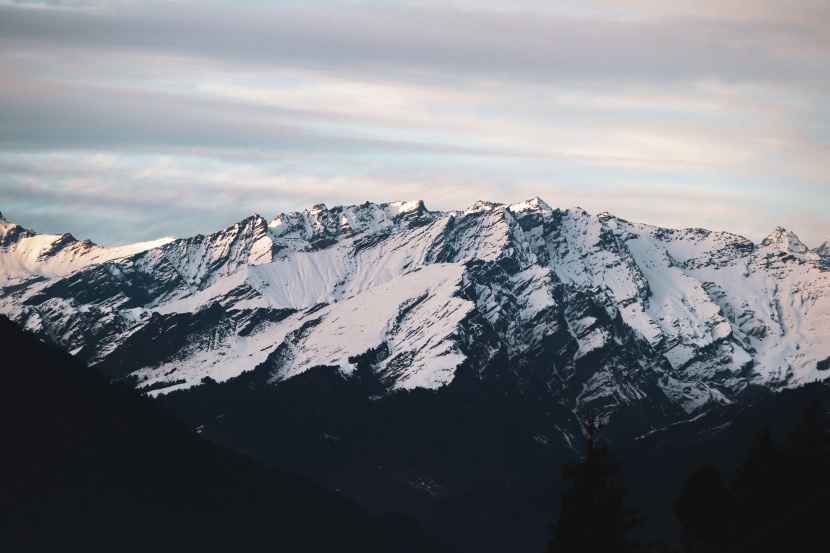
[236,213,269,228]
[0,219,36,249]
[761,226,809,254]
[596,211,620,223]
[759,226,826,264]
[0,217,18,234]
[267,213,288,230]
[384,200,428,216]
[508,197,553,213]
[464,200,502,214]
[817,238,830,265]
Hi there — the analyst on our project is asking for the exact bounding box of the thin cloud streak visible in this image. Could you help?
[2,70,823,181]
[2,3,827,86]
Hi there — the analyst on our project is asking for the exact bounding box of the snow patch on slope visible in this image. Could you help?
[0,218,174,285]
[272,263,472,390]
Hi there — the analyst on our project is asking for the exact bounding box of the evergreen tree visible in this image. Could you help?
[548,410,642,553]
[731,428,787,502]
[673,465,736,553]
[787,400,830,491]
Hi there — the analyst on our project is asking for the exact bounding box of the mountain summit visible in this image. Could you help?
[2,199,829,436]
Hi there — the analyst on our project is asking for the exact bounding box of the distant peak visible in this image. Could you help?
[464,200,502,214]
[508,197,553,213]
[232,213,267,228]
[310,203,328,212]
[762,226,786,240]
[0,211,5,221]
[253,213,271,224]
[385,200,428,216]
[761,226,809,254]
[816,237,830,257]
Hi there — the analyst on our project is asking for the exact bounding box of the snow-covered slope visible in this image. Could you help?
[0,212,173,286]
[2,200,829,431]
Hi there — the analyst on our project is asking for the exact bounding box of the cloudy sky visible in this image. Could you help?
[1,0,829,247]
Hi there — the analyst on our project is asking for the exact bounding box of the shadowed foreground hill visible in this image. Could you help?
[0,315,452,553]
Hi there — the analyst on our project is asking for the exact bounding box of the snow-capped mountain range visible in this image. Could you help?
[2,200,830,427]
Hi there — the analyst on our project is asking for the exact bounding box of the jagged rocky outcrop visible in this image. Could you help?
[2,198,829,436]
[816,237,830,266]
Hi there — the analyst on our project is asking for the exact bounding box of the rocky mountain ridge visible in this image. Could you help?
[2,199,829,436]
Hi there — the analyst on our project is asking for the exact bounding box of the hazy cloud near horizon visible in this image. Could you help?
[1,0,828,246]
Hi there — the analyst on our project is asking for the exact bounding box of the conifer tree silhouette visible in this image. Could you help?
[729,426,788,544]
[673,464,736,553]
[788,400,830,491]
[548,409,642,553]
[731,428,787,501]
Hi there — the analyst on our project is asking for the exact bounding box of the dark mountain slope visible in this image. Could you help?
[158,351,830,553]
[160,352,578,553]
[0,315,452,553]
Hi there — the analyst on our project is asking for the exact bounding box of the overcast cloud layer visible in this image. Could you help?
[1,0,828,246]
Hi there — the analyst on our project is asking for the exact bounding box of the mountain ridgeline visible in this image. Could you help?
[2,199,829,430]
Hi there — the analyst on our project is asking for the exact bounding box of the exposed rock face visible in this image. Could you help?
[816,238,830,266]
[2,199,830,436]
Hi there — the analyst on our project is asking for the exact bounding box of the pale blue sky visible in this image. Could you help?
[1,0,828,246]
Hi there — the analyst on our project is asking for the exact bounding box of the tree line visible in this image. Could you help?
[547,401,830,553]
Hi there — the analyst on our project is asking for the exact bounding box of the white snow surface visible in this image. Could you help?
[272,264,471,390]
[606,217,830,392]
[137,264,470,393]
[0,218,173,284]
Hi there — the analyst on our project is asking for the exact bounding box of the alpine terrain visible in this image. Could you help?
[2,199,829,421]
[3,198,830,550]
